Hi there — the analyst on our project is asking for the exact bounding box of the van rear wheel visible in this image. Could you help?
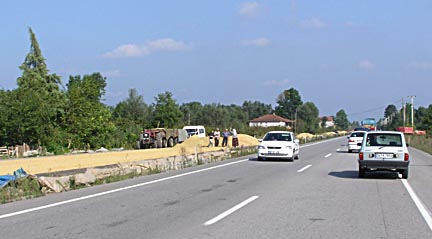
[359,166,366,178]
[402,168,409,179]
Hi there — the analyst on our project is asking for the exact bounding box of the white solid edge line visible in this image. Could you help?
[0,159,249,220]
[204,196,259,226]
[324,153,332,158]
[297,164,312,173]
[401,179,432,231]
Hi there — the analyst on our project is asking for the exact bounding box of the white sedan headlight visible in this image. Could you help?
[257,145,266,149]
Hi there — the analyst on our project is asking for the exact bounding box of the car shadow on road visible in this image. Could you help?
[329,170,399,179]
[337,149,360,154]
[248,157,296,162]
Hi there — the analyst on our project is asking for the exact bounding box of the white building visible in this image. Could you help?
[249,114,295,128]
[321,116,335,128]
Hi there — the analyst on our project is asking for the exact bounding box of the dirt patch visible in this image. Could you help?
[0,134,259,175]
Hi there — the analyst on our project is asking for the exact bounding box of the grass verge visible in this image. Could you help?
[405,135,432,155]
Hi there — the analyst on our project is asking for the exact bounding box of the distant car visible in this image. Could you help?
[358,131,410,179]
[257,131,300,161]
[347,130,367,153]
[354,127,370,132]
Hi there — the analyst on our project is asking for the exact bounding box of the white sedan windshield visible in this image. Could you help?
[263,133,292,142]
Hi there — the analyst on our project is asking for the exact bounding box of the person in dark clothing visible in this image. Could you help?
[221,128,230,147]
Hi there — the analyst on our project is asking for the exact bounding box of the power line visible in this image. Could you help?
[348,99,401,117]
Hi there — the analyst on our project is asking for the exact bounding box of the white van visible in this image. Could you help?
[183,125,206,138]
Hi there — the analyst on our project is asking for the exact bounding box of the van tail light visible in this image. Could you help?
[359,152,363,160]
[404,153,409,161]
[348,139,355,142]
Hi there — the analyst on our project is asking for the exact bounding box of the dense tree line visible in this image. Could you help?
[380,103,432,134]
[2,28,429,154]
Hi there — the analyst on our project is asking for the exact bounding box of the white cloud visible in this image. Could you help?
[408,61,432,70]
[242,37,270,47]
[357,60,375,70]
[102,38,191,58]
[345,21,354,27]
[300,18,326,29]
[264,79,290,86]
[102,70,121,77]
[145,38,191,51]
[238,2,260,16]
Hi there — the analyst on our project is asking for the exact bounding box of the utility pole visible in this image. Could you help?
[407,95,416,128]
[402,98,406,127]
[188,112,191,125]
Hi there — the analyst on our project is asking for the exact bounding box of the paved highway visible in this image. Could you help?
[0,137,431,238]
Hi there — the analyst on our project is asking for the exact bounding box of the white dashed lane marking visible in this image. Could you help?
[204,196,259,226]
[297,165,312,173]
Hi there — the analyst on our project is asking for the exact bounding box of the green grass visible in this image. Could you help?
[231,146,257,157]
[0,177,44,204]
[406,135,432,155]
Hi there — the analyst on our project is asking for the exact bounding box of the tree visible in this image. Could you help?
[14,27,66,148]
[152,91,183,128]
[320,116,328,129]
[63,73,115,149]
[17,28,62,88]
[113,88,151,127]
[242,100,273,120]
[0,90,18,146]
[384,104,398,119]
[382,104,401,130]
[334,109,349,130]
[274,88,302,120]
[297,102,319,133]
[226,104,249,132]
[111,88,152,148]
[415,105,432,131]
[200,103,229,127]
[180,101,204,125]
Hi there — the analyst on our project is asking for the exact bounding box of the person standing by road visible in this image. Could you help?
[214,128,221,147]
[222,128,230,147]
[231,128,239,148]
[208,131,214,147]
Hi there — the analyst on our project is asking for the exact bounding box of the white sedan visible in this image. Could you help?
[257,131,300,161]
[347,130,367,153]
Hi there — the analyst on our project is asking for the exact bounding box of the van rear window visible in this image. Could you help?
[366,134,402,147]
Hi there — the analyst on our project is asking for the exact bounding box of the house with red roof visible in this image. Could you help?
[321,116,335,128]
[249,113,295,128]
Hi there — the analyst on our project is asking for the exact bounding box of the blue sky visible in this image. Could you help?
[1,1,431,122]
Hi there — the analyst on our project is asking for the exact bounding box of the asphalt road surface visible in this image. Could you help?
[1,137,431,239]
